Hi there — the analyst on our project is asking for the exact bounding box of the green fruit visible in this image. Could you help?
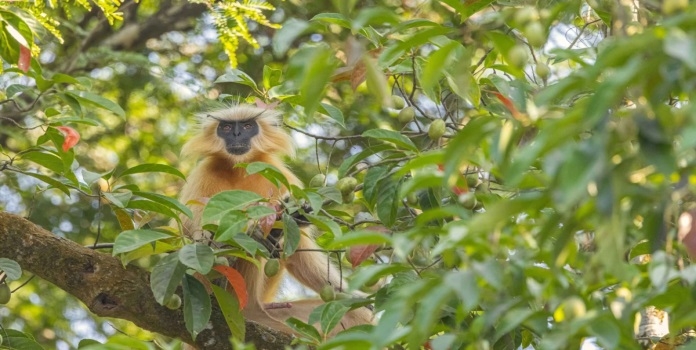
[524,22,546,48]
[0,284,10,304]
[427,119,446,140]
[336,176,358,196]
[513,7,539,25]
[507,45,528,69]
[562,296,586,319]
[535,62,550,80]
[264,259,280,277]
[165,294,182,310]
[320,284,336,302]
[398,106,416,123]
[466,174,479,188]
[459,193,477,210]
[406,192,419,205]
[309,173,326,187]
[391,95,406,109]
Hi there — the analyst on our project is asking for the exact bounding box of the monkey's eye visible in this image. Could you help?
[243,123,252,129]
[220,125,232,132]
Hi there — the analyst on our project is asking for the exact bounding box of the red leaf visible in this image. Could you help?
[213,265,248,309]
[347,226,389,268]
[438,163,468,195]
[490,91,524,120]
[348,244,379,268]
[55,126,80,152]
[679,209,696,260]
[258,203,278,236]
[18,45,30,73]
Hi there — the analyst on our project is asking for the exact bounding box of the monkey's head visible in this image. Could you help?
[182,105,295,164]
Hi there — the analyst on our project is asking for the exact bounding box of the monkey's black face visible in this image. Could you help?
[216,119,260,155]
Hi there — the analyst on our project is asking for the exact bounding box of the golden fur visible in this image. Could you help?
[178,105,372,343]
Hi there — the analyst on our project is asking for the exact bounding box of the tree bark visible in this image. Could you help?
[0,211,294,350]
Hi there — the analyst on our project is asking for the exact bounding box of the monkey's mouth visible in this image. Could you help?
[226,145,250,155]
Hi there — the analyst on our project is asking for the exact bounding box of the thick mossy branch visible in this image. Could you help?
[0,211,294,349]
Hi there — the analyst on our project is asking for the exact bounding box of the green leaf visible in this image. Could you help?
[444,270,479,312]
[183,274,212,340]
[103,191,132,208]
[282,213,301,256]
[203,190,263,224]
[375,177,400,226]
[379,25,452,67]
[52,73,81,85]
[305,213,343,239]
[311,13,351,29]
[286,317,322,343]
[0,257,22,281]
[211,284,245,341]
[245,205,276,220]
[421,40,464,100]
[203,190,264,224]
[363,165,389,206]
[319,103,345,128]
[119,163,185,180]
[216,211,248,242]
[311,302,351,335]
[179,244,215,274]
[133,191,193,219]
[409,283,452,348]
[150,252,186,304]
[318,186,343,204]
[57,92,82,116]
[299,46,338,116]
[65,91,125,119]
[337,144,393,178]
[363,55,391,107]
[20,150,64,174]
[362,129,418,152]
[587,315,620,349]
[348,264,411,291]
[272,18,310,56]
[215,69,258,90]
[18,170,71,195]
[127,199,179,221]
[0,10,33,47]
[112,229,172,255]
[262,65,282,90]
[329,229,393,249]
[242,162,290,189]
[352,7,400,30]
[231,233,267,258]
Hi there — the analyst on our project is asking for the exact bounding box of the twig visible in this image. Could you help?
[284,123,364,141]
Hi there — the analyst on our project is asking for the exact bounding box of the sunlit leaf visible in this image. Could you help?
[0,258,22,281]
[112,229,172,255]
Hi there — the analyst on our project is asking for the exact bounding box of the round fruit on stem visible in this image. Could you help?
[264,258,280,277]
[428,119,446,140]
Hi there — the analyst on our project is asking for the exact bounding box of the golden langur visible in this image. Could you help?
[178,105,373,338]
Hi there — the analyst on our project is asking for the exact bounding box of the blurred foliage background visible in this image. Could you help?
[2,0,696,349]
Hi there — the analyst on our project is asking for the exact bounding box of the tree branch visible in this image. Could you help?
[0,211,294,349]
